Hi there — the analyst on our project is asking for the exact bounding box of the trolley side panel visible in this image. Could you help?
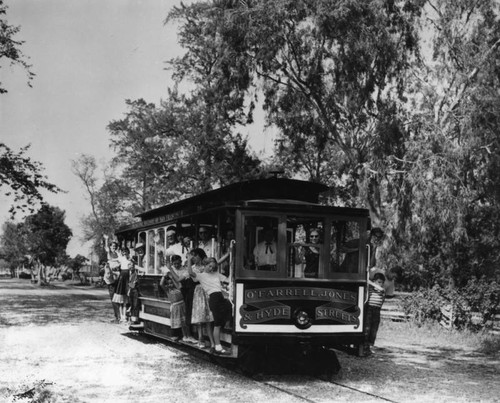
[235,282,365,335]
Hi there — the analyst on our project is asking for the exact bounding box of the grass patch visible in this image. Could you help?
[381,320,500,356]
[478,333,500,355]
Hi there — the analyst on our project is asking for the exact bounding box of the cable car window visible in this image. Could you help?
[136,232,146,269]
[147,230,156,274]
[219,228,235,277]
[156,228,165,268]
[243,216,279,271]
[287,217,325,279]
[335,221,362,273]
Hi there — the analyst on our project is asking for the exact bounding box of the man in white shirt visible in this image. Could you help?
[198,226,218,258]
[253,228,277,270]
[165,228,190,265]
[154,227,189,265]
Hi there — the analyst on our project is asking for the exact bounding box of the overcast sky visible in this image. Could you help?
[1,0,274,258]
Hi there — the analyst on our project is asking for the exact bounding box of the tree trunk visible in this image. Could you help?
[36,262,46,286]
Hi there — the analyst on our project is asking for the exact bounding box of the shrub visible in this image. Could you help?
[450,278,500,330]
[479,334,500,355]
[400,286,445,325]
[401,279,500,331]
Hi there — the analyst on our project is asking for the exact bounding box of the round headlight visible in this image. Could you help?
[293,308,312,329]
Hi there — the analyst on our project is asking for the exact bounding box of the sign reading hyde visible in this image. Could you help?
[239,286,360,328]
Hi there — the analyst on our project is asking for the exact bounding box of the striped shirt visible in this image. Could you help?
[368,285,385,308]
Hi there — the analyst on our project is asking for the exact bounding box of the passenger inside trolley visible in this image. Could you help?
[198,226,218,258]
[339,225,379,273]
[296,228,322,278]
[253,227,277,271]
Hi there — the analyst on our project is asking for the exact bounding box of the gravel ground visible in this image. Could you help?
[0,278,499,403]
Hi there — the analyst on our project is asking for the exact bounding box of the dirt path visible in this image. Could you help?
[0,279,499,402]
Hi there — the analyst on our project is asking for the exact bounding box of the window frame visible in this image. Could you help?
[236,210,368,281]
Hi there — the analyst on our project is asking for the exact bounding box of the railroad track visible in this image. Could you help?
[262,377,399,403]
[126,331,399,403]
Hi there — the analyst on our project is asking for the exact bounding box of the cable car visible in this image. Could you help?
[116,177,370,374]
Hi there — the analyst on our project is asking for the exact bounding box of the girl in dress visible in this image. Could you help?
[189,248,215,349]
[112,247,131,323]
[160,255,196,343]
[162,272,194,342]
[187,257,232,355]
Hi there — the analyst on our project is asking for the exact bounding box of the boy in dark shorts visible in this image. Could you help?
[184,256,232,355]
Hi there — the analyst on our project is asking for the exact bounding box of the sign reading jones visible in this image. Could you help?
[244,287,357,304]
[239,286,360,328]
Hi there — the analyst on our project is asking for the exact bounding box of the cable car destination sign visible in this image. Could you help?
[239,286,360,328]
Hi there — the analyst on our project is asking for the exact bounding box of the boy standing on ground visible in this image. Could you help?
[365,272,386,356]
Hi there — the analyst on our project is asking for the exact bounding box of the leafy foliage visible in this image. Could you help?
[382,0,500,289]
[166,4,262,192]
[0,221,28,270]
[71,154,136,258]
[22,204,72,267]
[0,205,72,285]
[400,286,445,324]
[401,278,500,331]
[0,0,34,94]
[0,143,62,216]
[212,0,422,215]
[63,254,88,277]
[105,13,264,209]
[1,2,60,216]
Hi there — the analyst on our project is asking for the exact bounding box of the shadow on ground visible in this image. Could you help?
[0,279,111,327]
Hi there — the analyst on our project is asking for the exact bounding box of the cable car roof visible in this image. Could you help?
[136,178,329,221]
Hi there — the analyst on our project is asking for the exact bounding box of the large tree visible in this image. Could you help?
[207,0,422,217]
[0,221,28,276]
[22,204,72,285]
[72,154,135,258]
[165,3,262,193]
[384,0,500,288]
[202,0,500,289]
[107,93,261,212]
[0,205,72,284]
[107,98,183,211]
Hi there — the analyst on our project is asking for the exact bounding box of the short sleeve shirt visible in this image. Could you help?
[195,272,228,295]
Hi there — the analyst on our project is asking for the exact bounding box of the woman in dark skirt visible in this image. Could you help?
[112,248,131,323]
